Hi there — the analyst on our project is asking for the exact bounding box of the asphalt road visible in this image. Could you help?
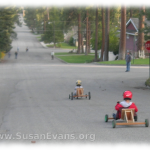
[0,16,150,144]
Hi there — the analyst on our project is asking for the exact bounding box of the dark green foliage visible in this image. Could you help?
[0,6,20,53]
[24,7,64,44]
[69,37,74,46]
[91,22,119,54]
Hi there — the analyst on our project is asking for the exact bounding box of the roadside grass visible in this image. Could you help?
[98,58,149,65]
[46,42,77,49]
[60,43,77,49]
[56,55,95,63]
[55,52,77,55]
[36,36,41,41]
[55,52,95,56]
[145,78,150,87]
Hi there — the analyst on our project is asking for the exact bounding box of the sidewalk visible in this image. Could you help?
[40,41,48,48]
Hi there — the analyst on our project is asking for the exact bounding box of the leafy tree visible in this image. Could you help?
[0,6,20,53]
[91,23,119,54]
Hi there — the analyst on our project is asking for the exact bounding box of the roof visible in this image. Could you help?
[126,18,150,33]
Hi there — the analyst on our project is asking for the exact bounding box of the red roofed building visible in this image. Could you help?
[126,18,150,57]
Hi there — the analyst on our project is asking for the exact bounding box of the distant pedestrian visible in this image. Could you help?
[17,47,19,52]
[51,51,54,60]
[15,51,18,59]
[26,47,29,52]
[8,51,11,58]
[125,52,131,72]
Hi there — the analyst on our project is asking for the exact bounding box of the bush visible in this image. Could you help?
[69,37,74,46]
[41,34,45,41]
[56,43,62,48]
[145,78,150,87]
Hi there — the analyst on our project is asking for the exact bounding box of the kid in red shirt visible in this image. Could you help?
[113,91,138,120]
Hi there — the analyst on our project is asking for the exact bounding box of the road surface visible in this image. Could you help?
[0,16,150,144]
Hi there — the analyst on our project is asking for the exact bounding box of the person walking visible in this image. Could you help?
[26,47,29,52]
[8,51,11,58]
[51,51,54,60]
[125,52,131,72]
[15,51,18,59]
[17,47,19,52]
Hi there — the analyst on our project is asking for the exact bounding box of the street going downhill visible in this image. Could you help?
[0,16,150,143]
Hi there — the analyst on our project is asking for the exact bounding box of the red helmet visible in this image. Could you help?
[123,91,132,100]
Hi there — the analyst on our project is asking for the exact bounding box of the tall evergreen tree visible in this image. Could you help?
[104,7,110,61]
[118,6,126,60]
[0,6,20,53]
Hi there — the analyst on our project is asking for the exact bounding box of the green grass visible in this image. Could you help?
[55,52,95,56]
[59,43,77,49]
[56,55,95,63]
[145,78,150,87]
[45,42,76,49]
[55,52,76,55]
[36,36,41,41]
[98,58,149,65]
[47,44,54,48]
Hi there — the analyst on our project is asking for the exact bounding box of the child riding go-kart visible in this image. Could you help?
[105,91,149,128]
[69,80,91,100]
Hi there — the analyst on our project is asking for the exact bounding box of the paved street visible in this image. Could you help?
[0,17,150,144]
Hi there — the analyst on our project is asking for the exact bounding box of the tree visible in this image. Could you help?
[85,9,89,55]
[104,7,110,61]
[144,7,150,40]
[94,6,98,61]
[100,7,105,61]
[118,6,126,60]
[44,7,64,45]
[0,6,20,54]
[77,12,81,54]
[137,6,145,54]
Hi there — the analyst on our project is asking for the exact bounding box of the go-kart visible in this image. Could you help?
[69,88,91,100]
[105,108,149,128]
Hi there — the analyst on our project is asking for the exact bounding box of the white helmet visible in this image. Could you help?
[76,80,82,86]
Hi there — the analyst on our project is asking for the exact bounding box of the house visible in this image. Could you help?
[126,18,150,57]
[64,26,78,44]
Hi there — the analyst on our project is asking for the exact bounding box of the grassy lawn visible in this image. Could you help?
[36,36,41,41]
[55,52,95,56]
[55,52,77,55]
[56,55,95,63]
[98,58,149,65]
[60,43,77,49]
[55,52,149,64]
[46,43,76,49]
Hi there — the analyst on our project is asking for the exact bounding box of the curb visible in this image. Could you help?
[40,42,48,48]
[92,62,149,66]
[55,56,68,64]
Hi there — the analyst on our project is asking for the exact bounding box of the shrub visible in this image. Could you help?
[145,78,150,87]
[69,37,74,46]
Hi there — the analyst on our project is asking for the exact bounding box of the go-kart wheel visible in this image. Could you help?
[105,114,108,122]
[69,94,70,99]
[71,92,73,100]
[86,94,87,98]
[88,92,91,100]
[145,119,149,127]
[134,115,137,122]
[77,97,78,99]
[112,120,116,128]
